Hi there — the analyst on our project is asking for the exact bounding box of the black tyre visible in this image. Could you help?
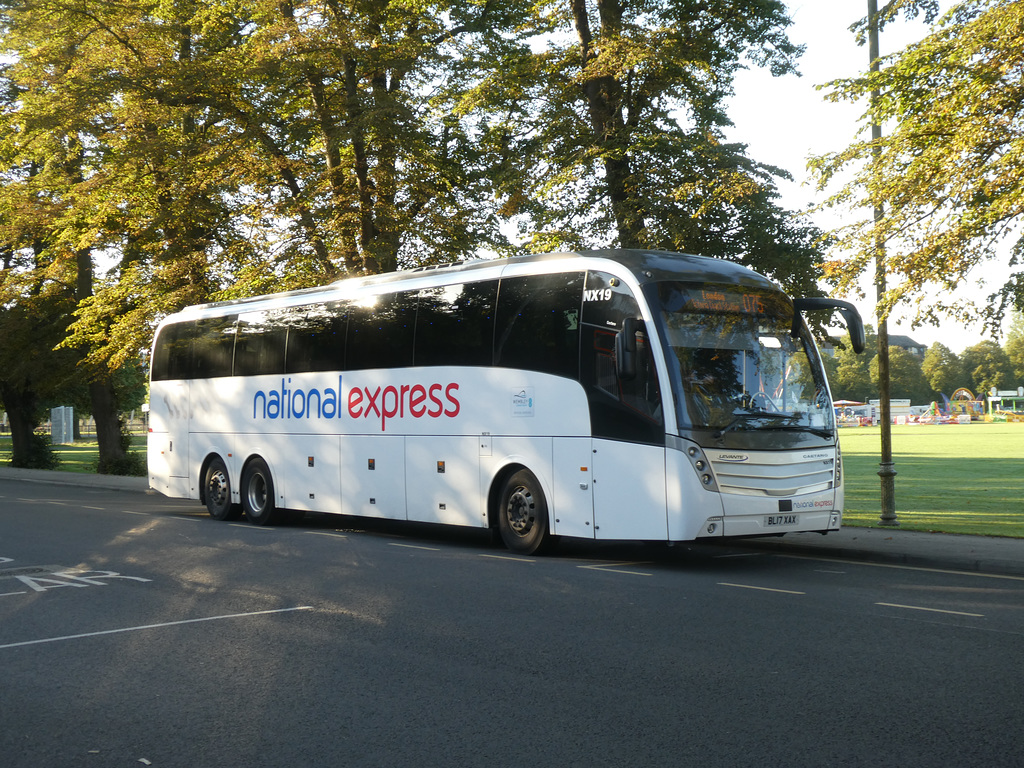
[203,456,241,520]
[241,457,279,526]
[498,469,550,554]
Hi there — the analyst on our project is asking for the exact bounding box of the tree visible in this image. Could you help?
[0,242,78,467]
[962,340,1015,395]
[0,0,234,470]
[1,0,840,476]
[475,0,826,296]
[921,342,966,397]
[2,0,531,358]
[1005,310,1024,381]
[824,326,877,402]
[226,0,529,276]
[811,0,1024,332]
[870,346,932,403]
[834,348,874,402]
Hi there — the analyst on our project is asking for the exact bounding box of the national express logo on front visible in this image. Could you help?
[252,376,460,431]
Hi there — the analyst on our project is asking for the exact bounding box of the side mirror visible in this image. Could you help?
[616,317,640,380]
[792,298,866,355]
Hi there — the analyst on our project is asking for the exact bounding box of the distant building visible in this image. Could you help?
[888,335,927,359]
[821,334,927,358]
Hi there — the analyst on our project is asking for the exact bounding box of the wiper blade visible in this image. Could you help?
[768,424,835,439]
[713,411,834,439]
[712,410,798,438]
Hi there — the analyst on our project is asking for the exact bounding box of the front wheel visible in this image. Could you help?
[241,458,279,526]
[204,457,241,520]
[498,469,550,555]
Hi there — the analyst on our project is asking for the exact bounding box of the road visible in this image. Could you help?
[2,479,1023,767]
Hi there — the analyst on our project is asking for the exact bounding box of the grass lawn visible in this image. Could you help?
[0,434,146,474]
[838,422,1024,538]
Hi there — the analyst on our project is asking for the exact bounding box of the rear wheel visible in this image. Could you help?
[203,457,240,520]
[242,458,279,526]
[498,469,550,554]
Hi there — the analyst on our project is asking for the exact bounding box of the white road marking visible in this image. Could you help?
[876,602,984,618]
[389,543,440,551]
[579,562,653,577]
[718,582,805,595]
[0,606,314,650]
[480,554,534,563]
[714,552,764,558]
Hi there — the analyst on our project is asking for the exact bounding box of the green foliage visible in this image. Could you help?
[96,420,146,476]
[823,326,1024,406]
[1005,310,1024,381]
[0,0,830,384]
[812,0,1024,332]
[826,327,878,402]
[922,342,966,396]
[5,432,60,470]
[962,339,1015,394]
[833,346,875,402]
[870,345,934,403]
[475,0,824,295]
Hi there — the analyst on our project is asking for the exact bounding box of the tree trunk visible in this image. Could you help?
[91,377,126,473]
[75,241,127,472]
[571,0,646,247]
[1,382,43,468]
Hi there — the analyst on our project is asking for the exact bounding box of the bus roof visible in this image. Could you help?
[172,250,777,317]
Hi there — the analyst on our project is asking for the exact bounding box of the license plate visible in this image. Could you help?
[764,514,799,527]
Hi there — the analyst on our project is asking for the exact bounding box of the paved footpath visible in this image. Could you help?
[3,467,1022,578]
[724,525,1024,578]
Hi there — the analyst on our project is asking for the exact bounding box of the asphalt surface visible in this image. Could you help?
[2,465,1022,577]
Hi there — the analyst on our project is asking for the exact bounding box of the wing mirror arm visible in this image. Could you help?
[792,298,866,354]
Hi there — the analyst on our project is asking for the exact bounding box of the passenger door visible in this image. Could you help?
[592,439,668,541]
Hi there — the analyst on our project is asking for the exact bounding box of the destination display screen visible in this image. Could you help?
[660,284,785,317]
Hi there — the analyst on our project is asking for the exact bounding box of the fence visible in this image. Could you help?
[0,411,150,442]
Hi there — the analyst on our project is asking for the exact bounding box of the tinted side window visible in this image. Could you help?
[581,271,642,330]
[286,303,347,374]
[346,292,416,370]
[234,310,288,376]
[191,316,238,379]
[494,272,584,379]
[580,272,663,444]
[415,280,497,367]
[152,321,196,382]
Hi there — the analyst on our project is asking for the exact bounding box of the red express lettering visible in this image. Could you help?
[348,382,460,431]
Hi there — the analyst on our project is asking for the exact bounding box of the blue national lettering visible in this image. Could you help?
[253,376,343,420]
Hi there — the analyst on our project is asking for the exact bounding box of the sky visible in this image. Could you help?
[724,1,1011,354]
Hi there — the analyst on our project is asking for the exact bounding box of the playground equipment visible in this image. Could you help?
[985,386,1024,421]
[944,388,984,420]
